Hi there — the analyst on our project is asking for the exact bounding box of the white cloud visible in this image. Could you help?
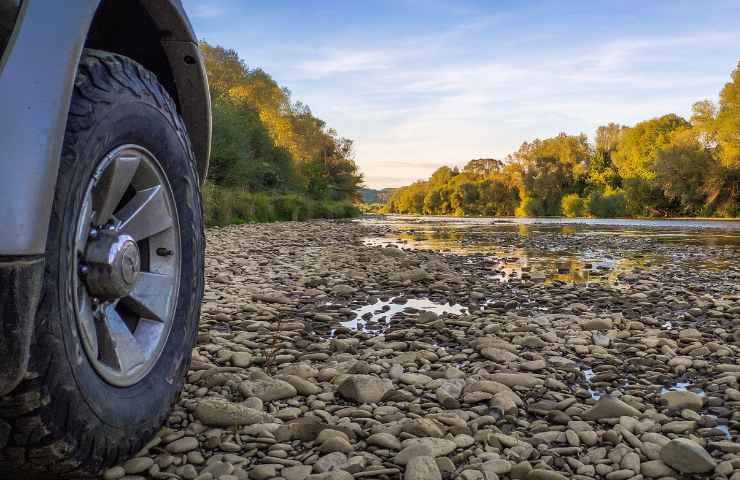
[297,50,391,78]
[189,4,225,19]
[211,7,739,188]
[321,30,737,188]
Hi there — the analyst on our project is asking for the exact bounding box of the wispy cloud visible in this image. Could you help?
[298,50,391,78]
[190,4,225,19]
[187,1,740,188]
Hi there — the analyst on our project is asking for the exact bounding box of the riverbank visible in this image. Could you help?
[203,184,360,226]
[365,214,740,230]
[103,219,739,480]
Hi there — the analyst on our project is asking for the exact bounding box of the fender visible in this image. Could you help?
[0,0,210,256]
[0,0,210,395]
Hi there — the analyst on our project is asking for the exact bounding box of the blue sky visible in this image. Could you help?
[184,0,740,188]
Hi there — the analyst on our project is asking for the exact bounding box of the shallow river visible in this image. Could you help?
[360,215,740,285]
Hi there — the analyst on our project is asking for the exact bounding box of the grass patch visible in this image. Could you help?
[203,183,360,226]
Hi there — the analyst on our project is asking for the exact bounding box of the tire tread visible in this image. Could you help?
[0,49,202,479]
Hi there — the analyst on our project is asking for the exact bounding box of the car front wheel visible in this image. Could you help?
[0,49,204,478]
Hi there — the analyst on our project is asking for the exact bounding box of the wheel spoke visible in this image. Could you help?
[76,198,94,254]
[98,306,146,375]
[134,319,167,357]
[93,154,141,225]
[120,272,176,322]
[77,289,98,359]
[116,186,174,241]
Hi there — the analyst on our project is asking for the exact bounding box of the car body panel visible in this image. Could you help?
[0,0,210,256]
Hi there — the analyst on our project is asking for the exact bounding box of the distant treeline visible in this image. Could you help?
[386,62,739,218]
[201,43,362,225]
[360,187,396,204]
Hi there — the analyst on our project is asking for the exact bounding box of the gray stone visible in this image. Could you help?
[526,469,568,480]
[367,432,402,450]
[122,457,154,475]
[394,438,456,465]
[640,460,675,478]
[314,452,348,473]
[337,375,393,403]
[661,390,703,411]
[239,378,297,401]
[166,437,199,454]
[583,395,641,420]
[405,456,442,480]
[283,465,313,480]
[194,399,272,427]
[660,438,716,474]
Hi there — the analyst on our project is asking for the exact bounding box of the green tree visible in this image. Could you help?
[612,114,690,181]
[654,128,714,215]
[587,189,627,217]
[612,114,690,215]
[561,193,587,217]
[514,133,591,215]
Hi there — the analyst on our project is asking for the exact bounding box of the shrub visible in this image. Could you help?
[587,189,628,217]
[561,193,587,217]
[516,196,545,217]
[202,183,359,226]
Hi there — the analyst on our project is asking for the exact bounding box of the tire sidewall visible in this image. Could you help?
[48,98,202,429]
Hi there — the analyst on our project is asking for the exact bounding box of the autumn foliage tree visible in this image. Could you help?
[386,62,739,218]
[200,43,362,207]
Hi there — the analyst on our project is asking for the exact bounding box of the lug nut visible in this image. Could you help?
[89,228,99,240]
[79,264,89,275]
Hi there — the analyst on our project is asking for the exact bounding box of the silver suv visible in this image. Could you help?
[0,1,210,476]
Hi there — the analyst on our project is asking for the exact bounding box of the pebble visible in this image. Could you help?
[99,220,739,480]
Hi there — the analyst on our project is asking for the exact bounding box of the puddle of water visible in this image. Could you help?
[340,297,467,333]
[575,365,603,400]
[660,381,706,396]
[715,424,732,439]
[581,368,602,400]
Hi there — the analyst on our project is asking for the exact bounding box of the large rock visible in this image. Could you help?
[489,373,543,388]
[405,456,441,480]
[367,432,402,450]
[194,399,272,427]
[661,390,703,411]
[239,378,297,402]
[660,438,716,474]
[582,318,612,330]
[394,438,457,465]
[313,452,348,473]
[582,395,641,420]
[527,469,568,480]
[402,418,444,438]
[481,347,518,362]
[337,375,393,404]
[640,460,675,478]
[285,417,328,442]
[399,373,433,386]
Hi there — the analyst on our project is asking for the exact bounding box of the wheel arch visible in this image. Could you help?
[0,0,209,257]
[85,0,211,184]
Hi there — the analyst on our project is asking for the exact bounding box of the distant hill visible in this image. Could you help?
[360,187,396,204]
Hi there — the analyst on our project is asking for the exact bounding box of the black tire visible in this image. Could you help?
[0,50,204,478]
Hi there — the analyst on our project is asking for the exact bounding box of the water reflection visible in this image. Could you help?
[362,217,739,285]
[340,296,467,333]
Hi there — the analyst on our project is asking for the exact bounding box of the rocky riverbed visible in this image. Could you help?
[104,219,739,480]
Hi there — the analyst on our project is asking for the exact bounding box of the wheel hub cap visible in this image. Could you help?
[73,145,180,387]
[84,232,141,299]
